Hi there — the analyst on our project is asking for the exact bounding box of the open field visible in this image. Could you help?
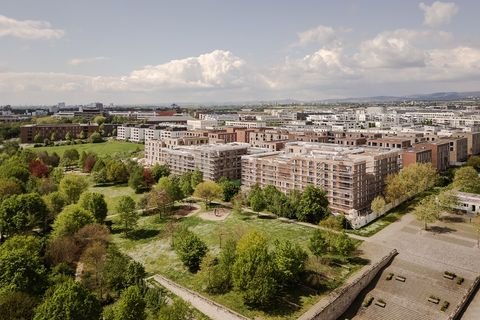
[111,206,366,320]
[28,140,144,157]
[89,184,143,215]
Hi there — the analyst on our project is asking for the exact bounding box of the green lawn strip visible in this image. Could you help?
[89,184,143,215]
[29,140,144,157]
[112,212,365,320]
[348,187,444,237]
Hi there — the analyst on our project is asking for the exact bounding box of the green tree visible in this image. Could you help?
[34,133,43,143]
[0,161,30,185]
[199,239,236,294]
[247,184,266,212]
[103,246,146,294]
[263,185,288,216]
[106,160,129,184]
[385,163,438,202]
[33,280,101,320]
[319,215,345,231]
[179,171,194,197]
[232,231,278,306]
[88,132,103,143]
[116,196,138,234]
[158,176,184,202]
[273,240,307,287]
[297,185,329,223]
[151,164,170,182]
[436,190,458,211]
[330,232,355,257]
[0,235,47,294]
[309,230,328,259]
[0,193,47,237]
[59,174,89,204]
[413,196,441,230]
[0,178,23,201]
[453,166,480,193]
[61,149,80,169]
[52,204,96,238]
[50,132,58,141]
[371,195,386,214]
[467,156,480,171]
[128,166,149,193]
[93,116,106,125]
[0,291,38,320]
[193,180,222,209]
[65,132,72,141]
[78,192,108,223]
[174,228,208,273]
[157,299,193,320]
[219,178,241,202]
[113,285,145,320]
[146,187,173,217]
[190,169,203,189]
[44,191,68,220]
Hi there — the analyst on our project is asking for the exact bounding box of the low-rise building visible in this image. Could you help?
[20,123,99,143]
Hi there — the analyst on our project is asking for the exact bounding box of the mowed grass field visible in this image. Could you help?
[29,140,144,157]
[111,208,365,320]
[89,185,143,215]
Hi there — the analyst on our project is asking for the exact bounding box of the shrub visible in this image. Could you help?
[456,277,464,285]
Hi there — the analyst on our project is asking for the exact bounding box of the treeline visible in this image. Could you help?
[243,184,330,224]
[0,145,195,320]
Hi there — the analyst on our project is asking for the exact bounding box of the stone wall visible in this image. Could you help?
[449,276,480,320]
[298,249,398,320]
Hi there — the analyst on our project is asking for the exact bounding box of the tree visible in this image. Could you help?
[158,176,184,202]
[103,246,145,294]
[88,132,103,143]
[174,228,208,273]
[59,174,89,204]
[29,159,50,178]
[151,164,170,182]
[297,185,329,223]
[385,163,438,202]
[453,166,480,194]
[44,191,68,220]
[0,162,30,185]
[80,241,107,298]
[0,193,48,237]
[0,291,38,320]
[50,132,58,141]
[232,231,278,306]
[129,166,149,193]
[413,196,441,230]
[330,232,355,257]
[190,169,203,189]
[61,149,80,169]
[273,240,307,287]
[179,172,194,197]
[78,192,108,223]
[0,178,23,201]
[436,190,458,211]
[309,230,328,259]
[33,280,101,320]
[112,285,146,320]
[146,187,173,217]
[34,133,43,143]
[65,132,72,141]
[106,160,129,184]
[199,239,236,294]
[116,196,138,234]
[467,156,480,171]
[193,180,222,209]
[247,184,266,212]
[319,214,345,231]
[157,299,193,320]
[371,195,386,214]
[0,235,46,294]
[52,204,96,238]
[263,185,288,216]
[93,115,106,125]
[219,178,241,202]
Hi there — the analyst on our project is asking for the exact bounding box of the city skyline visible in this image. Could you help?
[1,0,479,104]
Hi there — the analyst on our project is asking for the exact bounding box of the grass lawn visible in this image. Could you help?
[89,184,143,215]
[111,207,366,320]
[348,187,443,237]
[29,140,144,157]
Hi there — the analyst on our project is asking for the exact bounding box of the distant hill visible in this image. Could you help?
[320,91,480,103]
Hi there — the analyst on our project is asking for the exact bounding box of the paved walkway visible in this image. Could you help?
[148,274,249,320]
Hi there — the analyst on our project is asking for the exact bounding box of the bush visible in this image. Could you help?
[456,277,464,285]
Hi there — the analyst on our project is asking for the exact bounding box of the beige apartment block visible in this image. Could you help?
[241,142,400,215]
[145,141,250,181]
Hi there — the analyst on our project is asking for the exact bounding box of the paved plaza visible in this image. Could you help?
[342,213,480,320]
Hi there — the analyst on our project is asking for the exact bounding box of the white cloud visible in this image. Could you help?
[355,29,452,68]
[0,14,65,40]
[293,25,337,47]
[68,56,110,65]
[419,2,459,27]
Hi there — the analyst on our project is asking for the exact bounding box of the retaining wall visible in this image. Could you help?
[298,249,398,320]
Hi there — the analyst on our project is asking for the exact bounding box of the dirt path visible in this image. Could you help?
[148,274,249,320]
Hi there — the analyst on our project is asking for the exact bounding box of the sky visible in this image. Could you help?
[0,0,479,105]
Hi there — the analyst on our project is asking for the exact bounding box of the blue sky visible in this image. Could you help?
[0,0,479,104]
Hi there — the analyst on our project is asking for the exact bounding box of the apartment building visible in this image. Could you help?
[145,141,250,180]
[367,137,412,149]
[453,132,480,156]
[446,137,468,165]
[402,148,433,168]
[225,121,267,128]
[20,123,99,143]
[187,119,219,130]
[414,141,450,171]
[241,142,401,215]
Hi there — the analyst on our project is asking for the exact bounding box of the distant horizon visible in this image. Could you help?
[1,1,480,104]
